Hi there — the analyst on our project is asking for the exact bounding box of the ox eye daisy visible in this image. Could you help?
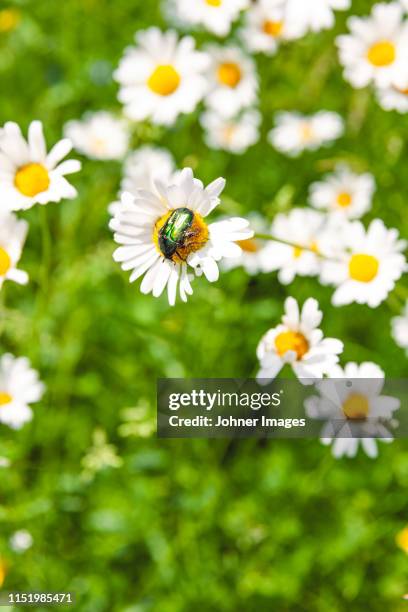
[204,45,258,118]
[305,362,398,458]
[337,2,408,89]
[200,109,261,154]
[0,354,45,430]
[240,0,304,56]
[110,168,253,305]
[64,112,129,160]
[320,219,407,308]
[257,297,343,383]
[309,165,376,219]
[0,213,29,289]
[222,213,268,275]
[376,82,408,112]
[173,0,249,37]
[114,28,209,126]
[391,301,408,351]
[260,209,326,284]
[268,111,344,156]
[0,120,81,212]
[285,0,351,34]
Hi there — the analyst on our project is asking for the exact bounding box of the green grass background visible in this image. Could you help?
[0,0,408,609]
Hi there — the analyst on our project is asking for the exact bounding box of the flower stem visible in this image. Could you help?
[254,232,324,257]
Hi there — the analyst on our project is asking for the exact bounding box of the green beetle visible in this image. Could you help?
[158,207,195,260]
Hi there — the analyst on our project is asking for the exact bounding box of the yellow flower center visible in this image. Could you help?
[0,392,12,407]
[217,62,242,88]
[397,86,408,95]
[153,209,209,264]
[147,65,181,96]
[205,0,222,5]
[336,192,352,208]
[349,253,379,283]
[0,8,20,32]
[300,123,314,143]
[0,248,11,276]
[14,163,50,197]
[293,246,303,259]
[236,238,259,253]
[367,40,396,67]
[263,20,283,37]
[275,331,309,360]
[396,527,408,554]
[342,393,369,420]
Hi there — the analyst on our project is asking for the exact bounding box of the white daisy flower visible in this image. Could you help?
[108,146,176,216]
[9,530,33,553]
[0,120,81,212]
[64,111,129,160]
[257,297,343,383]
[337,2,408,89]
[305,362,399,458]
[0,457,10,468]
[268,111,344,157]
[320,218,407,308]
[391,301,408,350]
[110,168,253,305]
[0,354,45,430]
[285,0,351,34]
[173,0,249,37]
[240,0,305,56]
[0,213,29,289]
[259,208,327,284]
[204,45,258,118]
[222,213,268,275]
[200,109,261,153]
[114,28,210,126]
[376,83,408,112]
[309,165,376,219]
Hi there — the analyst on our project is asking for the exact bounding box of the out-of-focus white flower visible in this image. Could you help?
[306,362,398,458]
[391,301,408,350]
[320,219,407,308]
[0,213,29,289]
[0,457,10,468]
[204,45,258,118]
[285,0,351,33]
[173,0,249,37]
[0,354,45,430]
[114,28,209,125]
[64,112,129,160]
[9,530,33,553]
[108,146,177,216]
[257,297,343,383]
[0,120,80,211]
[240,0,304,56]
[200,109,261,153]
[309,165,376,219]
[376,83,408,112]
[337,2,408,89]
[110,168,253,305]
[260,208,327,284]
[268,111,344,156]
[222,213,269,275]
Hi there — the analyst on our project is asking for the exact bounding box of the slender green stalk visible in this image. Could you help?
[254,232,329,258]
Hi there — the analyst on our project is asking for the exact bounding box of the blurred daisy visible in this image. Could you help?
[0,120,81,211]
[64,111,129,160]
[306,362,398,458]
[376,83,408,112]
[9,530,33,553]
[0,354,45,430]
[0,213,29,289]
[391,301,408,350]
[260,208,326,284]
[268,111,344,156]
[320,219,407,308]
[222,213,268,275]
[109,146,176,216]
[200,109,261,153]
[337,2,408,89]
[257,297,343,383]
[110,168,253,305]
[396,526,408,553]
[114,28,209,125]
[309,165,376,219]
[0,457,10,468]
[204,45,258,118]
[173,0,249,37]
[285,0,351,33]
[240,0,304,56]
